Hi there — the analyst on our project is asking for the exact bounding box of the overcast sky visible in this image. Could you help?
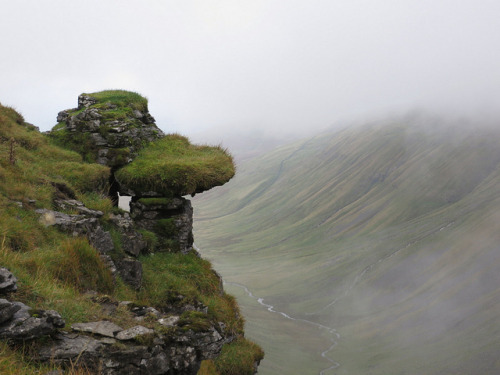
[1,0,500,143]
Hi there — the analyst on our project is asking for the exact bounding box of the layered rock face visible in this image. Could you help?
[54,94,163,168]
[130,197,194,253]
[1,96,260,374]
[0,267,233,375]
[50,92,197,254]
[34,91,242,373]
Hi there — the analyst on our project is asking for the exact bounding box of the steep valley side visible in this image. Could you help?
[193,116,500,374]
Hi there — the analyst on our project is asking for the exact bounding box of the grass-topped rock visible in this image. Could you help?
[0,101,262,374]
[79,90,149,113]
[115,134,235,197]
[49,90,164,167]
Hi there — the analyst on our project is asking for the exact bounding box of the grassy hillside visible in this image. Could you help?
[193,114,500,374]
[0,102,261,374]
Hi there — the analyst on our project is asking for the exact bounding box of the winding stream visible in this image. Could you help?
[225,281,340,375]
[195,243,341,373]
[200,221,457,373]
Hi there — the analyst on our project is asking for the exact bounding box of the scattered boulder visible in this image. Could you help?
[38,332,104,365]
[36,208,115,255]
[0,302,65,341]
[78,95,98,109]
[87,225,115,254]
[0,299,21,323]
[100,255,118,276]
[0,268,17,294]
[158,316,180,327]
[127,304,161,320]
[36,208,98,235]
[141,351,170,375]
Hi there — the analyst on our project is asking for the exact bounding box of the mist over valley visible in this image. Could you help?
[193,114,500,374]
[3,1,500,373]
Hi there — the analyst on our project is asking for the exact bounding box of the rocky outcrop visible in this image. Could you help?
[0,268,17,294]
[1,93,258,374]
[0,271,234,374]
[54,94,163,169]
[50,93,195,254]
[31,91,254,373]
[108,212,147,257]
[0,299,65,341]
[0,270,65,343]
[130,197,194,253]
[35,200,145,290]
[115,258,143,290]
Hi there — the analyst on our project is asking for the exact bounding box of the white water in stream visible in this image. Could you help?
[225,281,340,375]
[193,245,340,374]
[196,220,457,374]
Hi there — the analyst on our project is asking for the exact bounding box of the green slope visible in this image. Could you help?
[0,101,260,374]
[193,115,500,374]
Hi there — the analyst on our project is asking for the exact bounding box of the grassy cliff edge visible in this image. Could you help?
[0,101,262,374]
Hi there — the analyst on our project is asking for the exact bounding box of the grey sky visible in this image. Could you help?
[1,0,500,142]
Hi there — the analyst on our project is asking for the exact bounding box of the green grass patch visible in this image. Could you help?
[138,197,174,206]
[0,105,109,200]
[83,90,148,112]
[137,229,158,252]
[0,102,259,373]
[214,337,264,375]
[48,128,99,164]
[155,218,178,238]
[42,237,114,293]
[198,360,218,375]
[202,292,244,336]
[139,251,222,306]
[115,134,235,196]
[0,244,104,325]
[138,252,244,333]
[79,191,114,215]
[178,311,212,332]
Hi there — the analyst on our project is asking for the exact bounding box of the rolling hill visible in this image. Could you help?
[192,114,500,374]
